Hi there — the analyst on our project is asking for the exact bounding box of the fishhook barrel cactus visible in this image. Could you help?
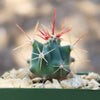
[15,9,87,79]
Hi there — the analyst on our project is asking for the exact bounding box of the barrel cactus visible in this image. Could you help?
[15,9,86,79]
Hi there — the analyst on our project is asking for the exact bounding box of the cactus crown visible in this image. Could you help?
[15,9,87,79]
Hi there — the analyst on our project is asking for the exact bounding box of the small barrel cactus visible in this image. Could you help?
[15,9,87,79]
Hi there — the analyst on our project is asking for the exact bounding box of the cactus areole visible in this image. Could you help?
[30,9,75,79]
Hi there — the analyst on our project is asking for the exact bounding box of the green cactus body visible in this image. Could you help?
[30,39,73,79]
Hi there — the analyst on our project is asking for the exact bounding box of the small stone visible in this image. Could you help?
[44,79,61,88]
[89,79,100,87]
[1,72,10,79]
[85,79,100,89]
[86,72,100,81]
[45,80,51,84]
[61,76,83,89]
[44,80,54,88]
[52,79,62,88]
[71,76,83,88]
[32,83,43,88]
[44,83,54,88]
[81,75,87,79]
[61,80,73,88]
[81,79,88,87]
[32,77,42,82]
[92,87,100,90]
